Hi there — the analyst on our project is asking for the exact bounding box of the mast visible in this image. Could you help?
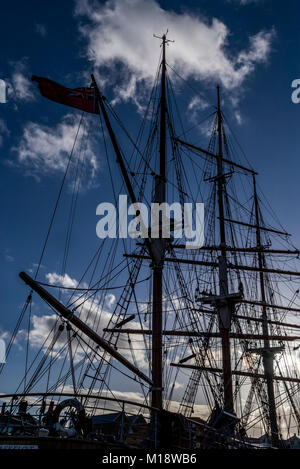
[151,33,168,409]
[91,32,170,410]
[253,175,280,447]
[216,86,234,414]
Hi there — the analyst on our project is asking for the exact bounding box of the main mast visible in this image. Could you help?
[151,33,168,410]
[196,87,240,416]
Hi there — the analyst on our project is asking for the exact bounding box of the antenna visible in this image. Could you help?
[153,29,175,47]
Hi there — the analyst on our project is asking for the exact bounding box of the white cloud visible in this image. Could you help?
[26,271,149,368]
[27,312,98,363]
[105,293,116,308]
[234,110,243,125]
[0,328,9,341]
[7,60,35,102]
[46,272,80,289]
[75,0,274,104]
[29,314,61,349]
[187,95,211,126]
[188,96,209,113]
[35,23,47,37]
[237,30,275,71]
[12,113,99,186]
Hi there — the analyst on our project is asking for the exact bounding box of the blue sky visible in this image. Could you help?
[1,0,300,409]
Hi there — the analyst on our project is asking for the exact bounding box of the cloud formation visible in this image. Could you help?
[12,113,99,186]
[46,272,81,289]
[7,60,36,102]
[26,271,149,369]
[75,0,274,102]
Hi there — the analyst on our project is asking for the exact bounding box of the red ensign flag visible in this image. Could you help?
[32,76,99,114]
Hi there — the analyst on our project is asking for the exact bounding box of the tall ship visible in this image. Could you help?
[1,33,300,450]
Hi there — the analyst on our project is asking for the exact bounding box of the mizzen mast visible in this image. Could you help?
[252,175,281,447]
